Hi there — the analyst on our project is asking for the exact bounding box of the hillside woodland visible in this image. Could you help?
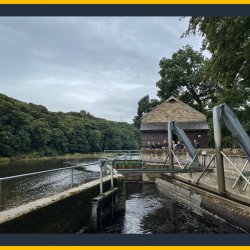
[0,93,141,158]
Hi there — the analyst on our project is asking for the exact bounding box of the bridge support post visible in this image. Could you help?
[168,122,174,177]
[141,153,143,169]
[114,191,119,213]
[213,106,226,195]
[103,162,107,177]
[91,202,99,232]
[71,168,73,188]
[110,160,113,189]
[99,161,104,194]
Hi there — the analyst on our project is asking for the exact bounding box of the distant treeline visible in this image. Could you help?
[0,93,141,157]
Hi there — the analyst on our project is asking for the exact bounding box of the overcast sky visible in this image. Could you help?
[0,17,209,123]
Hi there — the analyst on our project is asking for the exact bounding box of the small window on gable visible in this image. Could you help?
[168,98,177,103]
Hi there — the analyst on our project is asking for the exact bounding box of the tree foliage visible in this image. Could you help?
[180,17,250,106]
[133,95,161,128]
[0,93,141,157]
[134,34,250,149]
[179,16,250,148]
[156,45,218,112]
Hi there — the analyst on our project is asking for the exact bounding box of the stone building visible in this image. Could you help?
[140,96,209,148]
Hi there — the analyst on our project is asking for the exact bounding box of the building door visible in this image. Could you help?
[173,133,178,144]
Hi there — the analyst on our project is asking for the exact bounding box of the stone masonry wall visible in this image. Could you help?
[141,101,206,123]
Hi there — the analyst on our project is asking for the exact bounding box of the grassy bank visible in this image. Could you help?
[0,157,11,163]
[0,152,103,163]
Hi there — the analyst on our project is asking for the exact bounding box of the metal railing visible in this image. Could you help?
[103,150,142,160]
[0,162,98,211]
[102,150,144,168]
[98,159,115,193]
[103,150,141,158]
[221,151,250,191]
[102,150,143,168]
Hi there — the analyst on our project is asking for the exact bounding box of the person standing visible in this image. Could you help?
[194,140,200,149]
[162,140,169,149]
[176,141,184,149]
[172,140,176,149]
[147,142,151,148]
[157,142,162,149]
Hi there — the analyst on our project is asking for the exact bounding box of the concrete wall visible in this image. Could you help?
[143,163,163,183]
[0,174,125,234]
[156,178,250,232]
[122,173,142,182]
[142,148,250,177]
[141,148,250,204]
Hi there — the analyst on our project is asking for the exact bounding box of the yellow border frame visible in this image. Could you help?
[1,0,250,4]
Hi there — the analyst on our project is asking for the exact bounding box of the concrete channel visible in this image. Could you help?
[0,172,126,234]
[1,150,250,233]
[111,150,250,232]
[134,149,250,232]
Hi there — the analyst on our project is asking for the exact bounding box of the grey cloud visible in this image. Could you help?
[0,17,207,123]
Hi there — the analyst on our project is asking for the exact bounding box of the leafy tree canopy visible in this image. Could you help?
[133,95,161,128]
[156,45,218,112]
[180,17,250,106]
[0,93,141,157]
[179,17,250,148]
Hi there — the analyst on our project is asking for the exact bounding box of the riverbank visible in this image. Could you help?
[0,152,103,163]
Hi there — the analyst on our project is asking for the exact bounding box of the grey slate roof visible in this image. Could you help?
[140,121,209,131]
[140,96,207,121]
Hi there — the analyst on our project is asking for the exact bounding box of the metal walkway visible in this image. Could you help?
[144,159,216,168]
[117,168,214,174]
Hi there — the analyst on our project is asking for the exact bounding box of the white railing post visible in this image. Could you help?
[110,160,114,189]
[71,168,74,188]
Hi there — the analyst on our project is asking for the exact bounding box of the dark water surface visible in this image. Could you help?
[0,159,247,234]
[0,158,100,211]
[98,182,246,234]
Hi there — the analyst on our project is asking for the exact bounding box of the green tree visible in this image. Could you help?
[181,17,250,106]
[48,128,68,155]
[156,45,217,112]
[65,117,90,154]
[0,131,15,156]
[87,129,102,152]
[31,118,52,152]
[15,126,33,152]
[180,17,250,148]
[133,95,160,128]
[0,92,141,157]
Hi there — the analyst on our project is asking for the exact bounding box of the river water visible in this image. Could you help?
[0,158,246,234]
[0,158,100,211]
[98,182,246,234]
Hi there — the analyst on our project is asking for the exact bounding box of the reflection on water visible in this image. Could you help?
[0,158,100,211]
[98,182,246,234]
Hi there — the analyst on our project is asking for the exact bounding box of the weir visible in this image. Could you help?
[1,103,250,233]
[0,159,126,234]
